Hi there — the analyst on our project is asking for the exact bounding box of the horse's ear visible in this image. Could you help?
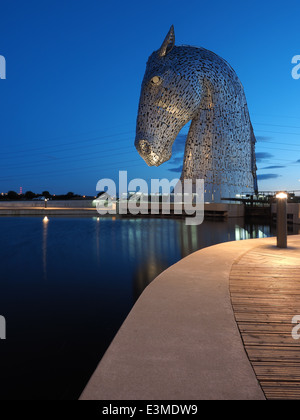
[158,25,175,57]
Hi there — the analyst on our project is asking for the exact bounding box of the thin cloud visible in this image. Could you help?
[43,155,59,160]
[257,174,281,181]
[260,165,285,170]
[169,156,184,165]
[256,136,272,142]
[168,165,183,173]
[167,135,186,172]
[172,134,187,155]
[169,139,276,173]
[256,152,274,162]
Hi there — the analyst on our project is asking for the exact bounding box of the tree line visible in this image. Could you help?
[0,191,87,200]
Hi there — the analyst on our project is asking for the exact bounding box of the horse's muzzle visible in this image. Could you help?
[135,139,159,166]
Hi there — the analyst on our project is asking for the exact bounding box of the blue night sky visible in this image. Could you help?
[0,0,300,195]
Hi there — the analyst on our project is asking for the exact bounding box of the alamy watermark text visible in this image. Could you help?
[0,316,6,340]
[292,55,300,80]
[292,315,300,340]
[0,55,6,79]
[95,171,204,226]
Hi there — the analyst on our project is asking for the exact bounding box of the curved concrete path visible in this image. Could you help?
[79,237,290,401]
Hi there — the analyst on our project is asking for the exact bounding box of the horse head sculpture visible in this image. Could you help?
[135,26,258,202]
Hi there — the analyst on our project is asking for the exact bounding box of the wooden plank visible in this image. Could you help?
[253,362,300,381]
[233,306,299,314]
[234,313,298,323]
[242,333,298,347]
[260,381,300,400]
[231,289,300,296]
[246,346,300,363]
[238,323,295,334]
[232,297,300,304]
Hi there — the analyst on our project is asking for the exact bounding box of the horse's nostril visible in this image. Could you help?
[139,140,151,154]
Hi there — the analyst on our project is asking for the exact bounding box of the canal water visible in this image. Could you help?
[0,216,298,400]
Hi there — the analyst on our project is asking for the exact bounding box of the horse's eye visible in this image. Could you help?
[151,76,161,85]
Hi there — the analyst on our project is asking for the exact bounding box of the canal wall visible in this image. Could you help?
[0,200,95,208]
[0,200,245,218]
[0,200,99,216]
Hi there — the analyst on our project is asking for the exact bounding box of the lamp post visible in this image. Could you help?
[276,192,288,249]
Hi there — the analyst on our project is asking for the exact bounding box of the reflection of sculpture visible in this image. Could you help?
[135,26,258,202]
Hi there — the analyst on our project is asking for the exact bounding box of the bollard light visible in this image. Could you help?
[276,192,288,248]
[276,192,288,200]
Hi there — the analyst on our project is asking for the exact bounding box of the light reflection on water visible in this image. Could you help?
[0,216,298,400]
[43,217,49,281]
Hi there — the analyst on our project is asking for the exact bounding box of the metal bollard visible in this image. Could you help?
[276,192,288,249]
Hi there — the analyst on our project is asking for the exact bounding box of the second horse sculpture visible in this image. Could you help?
[135,26,258,202]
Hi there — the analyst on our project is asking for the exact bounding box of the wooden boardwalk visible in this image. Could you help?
[230,243,300,400]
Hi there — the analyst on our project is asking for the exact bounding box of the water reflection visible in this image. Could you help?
[43,216,49,281]
[95,217,100,267]
[0,215,299,400]
[130,219,299,297]
[39,216,300,318]
[114,218,277,299]
[133,258,168,298]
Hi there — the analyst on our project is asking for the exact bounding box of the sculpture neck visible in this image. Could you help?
[181,107,216,182]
